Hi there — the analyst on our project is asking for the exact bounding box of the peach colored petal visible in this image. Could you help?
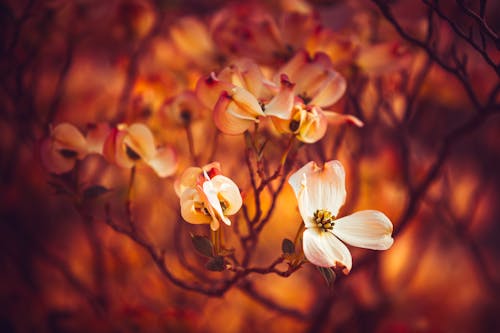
[276,49,309,83]
[296,106,328,143]
[40,138,76,174]
[196,73,235,110]
[86,123,111,154]
[230,86,266,118]
[264,74,295,119]
[113,130,135,169]
[147,146,177,178]
[213,92,256,135]
[323,111,364,127]
[309,71,346,107]
[180,188,212,225]
[52,123,87,158]
[124,123,156,161]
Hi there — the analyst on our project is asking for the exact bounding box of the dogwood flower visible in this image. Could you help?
[272,50,363,143]
[288,160,394,273]
[176,162,242,231]
[40,122,110,174]
[196,59,295,135]
[103,123,177,178]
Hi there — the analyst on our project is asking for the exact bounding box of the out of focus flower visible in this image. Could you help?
[103,123,177,177]
[356,42,412,75]
[210,3,319,65]
[170,16,218,68]
[41,123,109,174]
[272,50,362,143]
[196,59,295,135]
[288,160,394,273]
[159,90,207,127]
[176,162,242,231]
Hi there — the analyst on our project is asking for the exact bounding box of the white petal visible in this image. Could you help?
[203,179,227,223]
[180,188,212,225]
[210,175,242,215]
[333,210,394,250]
[289,160,346,218]
[303,228,352,273]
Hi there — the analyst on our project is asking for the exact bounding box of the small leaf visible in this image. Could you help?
[83,185,110,199]
[191,235,214,257]
[205,256,225,271]
[317,266,336,288]
[281,238,295,254]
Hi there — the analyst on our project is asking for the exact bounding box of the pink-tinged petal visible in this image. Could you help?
[213,92,256,135]
[195,73,235,110]
[180,188,212,225]
[357,42,411,75]
[230,86,266,118]
[210,175,242,215]
[175,166,203,196]
[147,146,177,178]
[276,49,309,83]
[124,123,156,161]
[264,74,295,119]
[226,58,270,99]
[52,123,88,158]
[309,71,346,107]
[323,112,364,127]
[170,17,214,60]
[296,106,328,143]
[332,210,394,250]
[86,123,111,154]
[40,138,76,174]
[111,130,135,169]
[303,228,352,273]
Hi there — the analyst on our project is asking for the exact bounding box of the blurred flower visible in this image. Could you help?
[288,160,394,273]
[103,123,177,177]
[272,50,362,143]
[159,90,207,127]
[40,122,110,174]
[196,59,295,135]
[176,162,242,231]
[356,42,412,75]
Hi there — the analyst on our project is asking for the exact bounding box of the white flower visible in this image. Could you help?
[176,163,242,231]
[288,160,394,273]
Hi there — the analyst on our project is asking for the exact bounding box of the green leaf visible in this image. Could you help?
[191,235,214,257]
[317,266,336,288]
[205,256,225,271]
[83,185,110,199]
[281,238,295,254]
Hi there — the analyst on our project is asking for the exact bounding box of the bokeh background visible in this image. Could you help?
[1,0,499,332]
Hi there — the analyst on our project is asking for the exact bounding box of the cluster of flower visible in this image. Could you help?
[41,1,397,275]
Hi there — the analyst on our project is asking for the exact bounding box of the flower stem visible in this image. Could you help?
[211,228,221,255]
[127,166,136,201]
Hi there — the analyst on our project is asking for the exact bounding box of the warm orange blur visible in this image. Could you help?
[1,0,499,332]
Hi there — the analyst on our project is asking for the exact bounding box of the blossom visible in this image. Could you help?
[176,162,242,231]
[40,122,109,174]
[272,50,363,143]
[196,59,295,135]
[103,123,177,178]
[288,160,394,273]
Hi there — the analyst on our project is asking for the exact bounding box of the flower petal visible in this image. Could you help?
[40,138,76,174]
[323,111,364,127]
[309,70,346,107]
[332,210,394,250]
[147,146,177,178]
[52,123,88,158]
[203,179,232,227]
[124,123,156,161]
[264,74,295,119]
[303,228,352,273]
[210,175,242,215]
[296,106,328,143]
[180,188,212,225]
[195,73,234,110]
[289,160,346,219]
[213,92,256,135]
[86,123,111,154]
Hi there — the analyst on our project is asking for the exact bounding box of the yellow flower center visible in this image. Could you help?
[314,209,334,232]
